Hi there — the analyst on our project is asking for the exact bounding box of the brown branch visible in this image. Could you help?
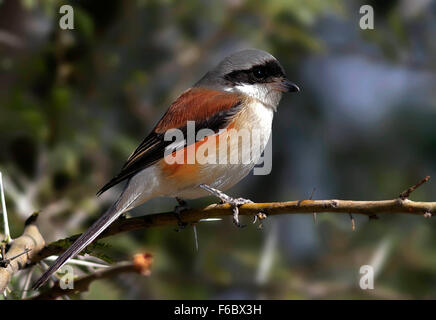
[31,177,435,264]
[0,213,45,292]
[0,176,428,296]
[30,253,152,300]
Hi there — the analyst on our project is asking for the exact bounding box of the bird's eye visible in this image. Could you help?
[253,67,266,79]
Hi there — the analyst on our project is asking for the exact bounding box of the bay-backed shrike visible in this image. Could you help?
[33,49,299,289]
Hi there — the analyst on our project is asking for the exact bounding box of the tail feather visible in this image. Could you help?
[32,195,136,290]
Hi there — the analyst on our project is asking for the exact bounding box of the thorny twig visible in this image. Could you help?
[31,176,435,263]
[0,176,433,297]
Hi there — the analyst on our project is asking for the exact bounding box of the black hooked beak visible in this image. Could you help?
[273,78,300,93]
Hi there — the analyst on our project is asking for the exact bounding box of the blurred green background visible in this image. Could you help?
[1,0,436,299]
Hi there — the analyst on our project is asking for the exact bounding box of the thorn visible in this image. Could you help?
[0,247,32,267]
[199,218,222,222]
[309,187,317,224]
[424,212,432,218]
[0,172,12,244]
[312,213,317,224]
[348,213,356,231]
[309,187,316,200]
[193,225,199,252]
[399,176,430,200]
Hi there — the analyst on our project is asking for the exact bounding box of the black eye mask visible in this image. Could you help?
[224,60,285,85]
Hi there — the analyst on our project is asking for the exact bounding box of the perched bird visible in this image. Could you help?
[33,49,299,289]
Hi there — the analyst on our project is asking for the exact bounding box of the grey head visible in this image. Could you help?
[195,49,299,107]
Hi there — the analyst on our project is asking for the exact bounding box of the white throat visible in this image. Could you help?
[228,83,282,111]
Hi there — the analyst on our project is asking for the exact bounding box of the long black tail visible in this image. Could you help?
[32,199,128,290]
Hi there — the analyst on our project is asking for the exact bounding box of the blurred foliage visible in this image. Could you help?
[0,0,436,299]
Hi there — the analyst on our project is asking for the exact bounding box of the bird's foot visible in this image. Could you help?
[199,184,252,228]
[174,197,189,231]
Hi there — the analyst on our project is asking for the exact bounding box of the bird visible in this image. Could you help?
[32,49,299,289]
